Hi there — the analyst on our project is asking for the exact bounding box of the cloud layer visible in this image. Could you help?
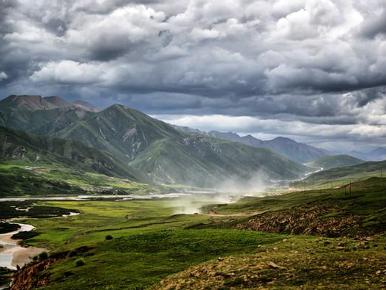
[1,0,386,150]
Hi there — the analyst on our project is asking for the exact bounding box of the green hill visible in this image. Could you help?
[307,154,364,170]
[295,160,386,188]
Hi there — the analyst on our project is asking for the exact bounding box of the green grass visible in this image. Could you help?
[10,177,386,289]
[0,161,153,196]
[295,160,386,189]
[16,199,283,289]
[43,229,283,290]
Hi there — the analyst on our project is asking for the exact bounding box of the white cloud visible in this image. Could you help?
[31,60,104,84]
[0,72,8,81]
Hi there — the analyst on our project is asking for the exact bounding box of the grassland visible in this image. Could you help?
[0,161,154,196]
[14,200,283,289]
[7,177,386,289]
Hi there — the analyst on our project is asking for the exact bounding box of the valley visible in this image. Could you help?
[2,1,386,288]
[0,95,385,289]
[0,176,384,289]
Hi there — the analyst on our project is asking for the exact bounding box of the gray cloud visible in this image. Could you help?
[1,0,386,149]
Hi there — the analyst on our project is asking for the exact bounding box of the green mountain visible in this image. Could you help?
[179,129,329,163]
[0,126,142,181]
[0,95,308,187]
[307,154,364,170]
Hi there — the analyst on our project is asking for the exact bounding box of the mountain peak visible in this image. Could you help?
[73,100,99,112]
[0,95,56,111]
[0,95,100,112]
[272,136,295,143]
[44,96,71,107]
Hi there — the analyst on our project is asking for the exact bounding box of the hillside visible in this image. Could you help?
[0,126,154,196]
[155,177,386,289]
[307,154,364,170]
[207,131,329,163]
[0,126,143,180]
[0,96,308,187]
[295,160,386,188]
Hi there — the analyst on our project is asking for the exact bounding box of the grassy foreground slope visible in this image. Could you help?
[10,177,386,289]
[156,177,386,289]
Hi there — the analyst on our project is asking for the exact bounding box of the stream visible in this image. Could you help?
[0,223,45,270]
[0,223,46,290]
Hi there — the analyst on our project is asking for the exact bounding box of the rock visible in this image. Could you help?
[268,262,285,269]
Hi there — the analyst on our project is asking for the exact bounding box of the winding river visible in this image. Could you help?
[0,223,45,270]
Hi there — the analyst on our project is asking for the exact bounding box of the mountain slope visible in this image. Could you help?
[0,95,96,136]
[307,154,364,170]
[0,95,308,186]
[0,126,143,180]
[54,105,307,186]
[296,160,386,187]
[207,131,328,163]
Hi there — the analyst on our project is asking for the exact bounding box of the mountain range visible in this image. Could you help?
[209,131,330,163]
[0,95,308,187]
[350,148,386,161]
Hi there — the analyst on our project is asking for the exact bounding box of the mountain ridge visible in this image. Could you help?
[0,95,308,187]
[174,127,329,163]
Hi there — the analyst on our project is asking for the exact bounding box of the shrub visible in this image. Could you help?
[105,235,113,240]
[38,252,49,260]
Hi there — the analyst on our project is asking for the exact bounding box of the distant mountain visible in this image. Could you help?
[307,155,364,170]
[366,148,386,161]
[206,131,329,163]
[0,126,143,181]
[349,147,386,161]
[0,95,308,187]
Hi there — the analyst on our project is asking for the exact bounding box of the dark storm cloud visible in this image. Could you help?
[1,0,386,149]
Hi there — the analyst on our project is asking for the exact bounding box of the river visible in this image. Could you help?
[0,223,45,270]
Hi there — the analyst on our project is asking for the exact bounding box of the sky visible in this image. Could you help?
[0,0,386,151]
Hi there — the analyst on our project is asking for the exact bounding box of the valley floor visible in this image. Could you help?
[2,177,386,289]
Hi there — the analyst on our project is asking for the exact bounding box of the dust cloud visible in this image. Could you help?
[171,172,269,214]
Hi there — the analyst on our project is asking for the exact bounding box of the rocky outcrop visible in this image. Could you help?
[10,253,66,290]
[235,204,374,237]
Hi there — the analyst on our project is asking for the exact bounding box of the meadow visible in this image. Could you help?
[8,177,386,289]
